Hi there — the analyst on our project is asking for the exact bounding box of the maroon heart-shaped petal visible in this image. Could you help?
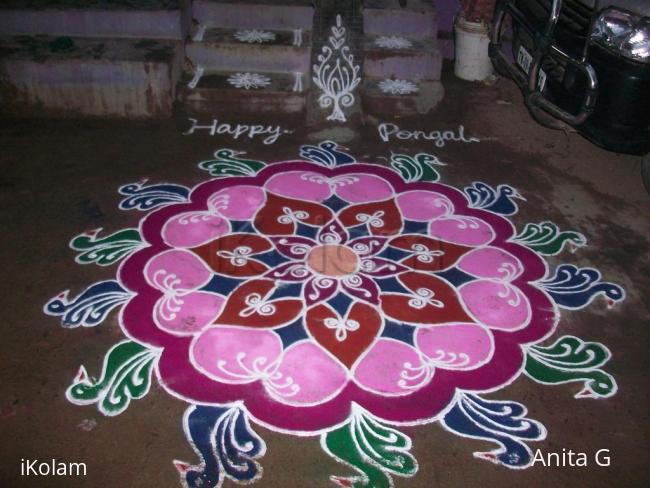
[389,234,472,272]
[255,193,333,236]
[216,279,303,328]
[338,199,403,236]
[306,302,382,368]
[381,271,472,325]
[191,233,272,277]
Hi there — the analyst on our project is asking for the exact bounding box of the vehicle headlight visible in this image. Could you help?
[591,9,650,63]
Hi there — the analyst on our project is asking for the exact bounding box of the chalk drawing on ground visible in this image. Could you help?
[46,141,623,488]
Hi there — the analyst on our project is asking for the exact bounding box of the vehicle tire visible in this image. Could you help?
[642,156,650,194]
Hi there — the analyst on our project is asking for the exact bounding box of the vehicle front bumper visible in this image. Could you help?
[490,0,650,155]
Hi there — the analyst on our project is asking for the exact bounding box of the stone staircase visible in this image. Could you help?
[0,0,444,120]
[180,0,313,116]
[361,0,444,117]
[0,1,189,118]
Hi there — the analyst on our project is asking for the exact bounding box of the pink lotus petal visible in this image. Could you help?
[334,174,394,203]
[191,326,283,383]
[396,190,454,221]
[354,339,432,395]
[269,342,348,404]
[459,280,531,331]
[457,247,523,281]
[265,171,332,202]
[209,185,266,220]
[154,291,226,335]
[162,211,230,248]
[415,323,493,370]
[145,249,213,292]
[429,216,495,246]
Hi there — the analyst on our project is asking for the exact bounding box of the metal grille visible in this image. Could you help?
[522,0,593,35]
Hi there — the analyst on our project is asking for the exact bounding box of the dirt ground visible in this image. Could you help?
[0,64,649,487]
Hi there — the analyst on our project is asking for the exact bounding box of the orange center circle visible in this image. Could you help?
[307,245,359,277]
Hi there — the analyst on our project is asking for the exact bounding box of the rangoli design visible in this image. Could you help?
[374,36,413,50]
[233,29,276,44]
[313,15,361,122]
[45,142,624,488]
[378,79,419,95]
[227,72,271,90]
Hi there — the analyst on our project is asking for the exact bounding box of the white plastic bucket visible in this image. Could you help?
[454,16,493,81]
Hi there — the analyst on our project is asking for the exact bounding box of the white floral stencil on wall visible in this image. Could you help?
[378,79,419,95]
[374,36,413,49]
[228,73,272,90]
[233,30,276,44]
[312,14,361,122]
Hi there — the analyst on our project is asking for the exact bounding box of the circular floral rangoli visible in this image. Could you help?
[45,143,624,488]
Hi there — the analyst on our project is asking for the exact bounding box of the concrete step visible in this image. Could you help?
[0,1,191,40]
[361,76,444,116]
[0,35,183,118]
[363,35,442,81]
[180,69,307,115]
[193,0,314,30]
[363,0,438,40]
[187,27,311,74]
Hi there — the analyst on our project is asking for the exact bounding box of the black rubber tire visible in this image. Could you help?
[642,156,650,194]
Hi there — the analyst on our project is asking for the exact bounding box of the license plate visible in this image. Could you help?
[517,46,547,91]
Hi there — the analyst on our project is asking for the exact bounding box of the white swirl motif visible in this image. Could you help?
[433,198,454,215]
[319,223,344,244]
[496,261,520,281]
[152,270,183,293]
[155,293,183,321]
[324,317,361,342]
[408,288,444,309]
[398,358,434,390]
[411,243,444,263]
[239,292,277,317]
[207,194,231,213]
[330,175,360,188]
[351,239,382,256]
[270,263,311,280]
[448,215,481,230]
[427,349,471,368]
[177,211,216,225]
[151,270,189,322]
[299,173,360,192]
[300,173,329,185]
[360,259,397,274]
[497,283,522,307]
[277,206,310,225]
[216,352,273,381]
[307,276,337,301]
[342,275,372,298]
[215,353,300,397]
[277,238,312,256]
[216,246,253,267]
[356,210,385,228]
